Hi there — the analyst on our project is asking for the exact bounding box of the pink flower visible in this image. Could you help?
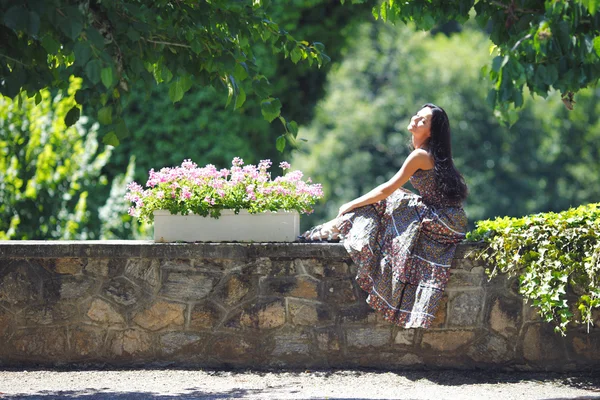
[232,157,244,167]
[181,186,192,200]
[279,161,291,170]
[128,206,137,216]
[204,196,215,205]
[259,159,272,170]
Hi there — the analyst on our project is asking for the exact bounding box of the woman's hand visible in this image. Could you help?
[337,202,356,218]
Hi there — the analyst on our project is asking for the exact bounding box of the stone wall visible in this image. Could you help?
[0,241,598,370]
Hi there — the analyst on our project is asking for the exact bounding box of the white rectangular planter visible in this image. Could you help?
[153,210,300,242]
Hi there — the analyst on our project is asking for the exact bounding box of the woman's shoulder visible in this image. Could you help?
[408,149,434,169]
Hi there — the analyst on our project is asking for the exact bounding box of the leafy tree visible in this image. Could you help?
[374,0,600,114]
[0,0,329,148]
[102,1,372,186]
[292,21,600,231]
[0,78,111,239]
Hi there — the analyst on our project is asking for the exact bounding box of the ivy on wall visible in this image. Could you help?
[467,203,600,335]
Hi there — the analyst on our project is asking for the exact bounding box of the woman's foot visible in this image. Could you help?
[299,220,341,242]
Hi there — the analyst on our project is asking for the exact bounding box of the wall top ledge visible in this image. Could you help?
[0,240,484,260]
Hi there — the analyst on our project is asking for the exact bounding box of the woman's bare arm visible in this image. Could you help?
[337,149,433,216]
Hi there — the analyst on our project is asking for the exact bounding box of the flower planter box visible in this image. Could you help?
[153,210,300,242]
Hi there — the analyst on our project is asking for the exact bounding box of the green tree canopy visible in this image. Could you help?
[374,0,600,115]
[0,0,329,148]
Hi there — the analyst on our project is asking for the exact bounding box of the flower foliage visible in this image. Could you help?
[125,158,324,222]
[467,203,600,335]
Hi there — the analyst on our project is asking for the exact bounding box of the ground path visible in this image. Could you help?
[1,369,599,399]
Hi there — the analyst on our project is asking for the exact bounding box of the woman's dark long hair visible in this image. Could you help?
[421,103,468,202]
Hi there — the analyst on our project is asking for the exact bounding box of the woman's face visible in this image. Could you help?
[407,107,433,141]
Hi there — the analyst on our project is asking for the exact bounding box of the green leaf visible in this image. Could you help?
[291,47,303,64]
[27,11,40,36]
[168,78,185,103]
[34,91,42,105]
[102,131,120,147]
[594,36,600,57]
[64,106,80,127]
[492,55,509,73]
[261,98,282,122]
[3,6,28,33]
[252,76,271,98]
[115,119,130,140]
[276,135,286,152]
[101,67,114,89]
[85,60,102,85]
[234,86,246,110]
[41,35,60,53]
[286,121,299,138]
[86,28,105,49]
[126,28,140,41]
[97,106,113,125]
[59,14,83,40]
[233,63,249,81]
[74,41,92,66]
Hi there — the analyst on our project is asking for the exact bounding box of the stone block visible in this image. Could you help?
[39,258,85,275]
[322,261,350,278]
[11,328,67,357]
[255,259,296,277]
[522,324,566,362]
[110,329,152,356]
[210,334,257,361]
[124,259,161,291]
[70,327,105,358]
[324,279,357,304]
[216,273,254,306]
[346,327,391,349]
[160,272,217,301]
[339,303,370,324]
[272,331,311,356]
[102,276,141,306]
[237,299,286,330]
[288,299,331,326]
[447,270,483,288]
[570,334,600,360]
[161,259,193,271]
[293,259,323,277]
[316,328,341,352]
[133,301,185,331]
[159,332,203,355]
[467,333,512,363]
[421,330,476,352]
[0,261,42,308]
[86,299,125,325]
[430,295,449,328]
[394,330,415,346]
[522,301,542,322]
[24,301,78,325]
[488,296,520,338]
[262,276,319,299]
[448,290,484,327]
[85,259,109,276]
[57,276,95,300]
[0,309,12,339]
[190,302,222,330]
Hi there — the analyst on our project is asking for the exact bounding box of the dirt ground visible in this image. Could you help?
[1,368,600,399]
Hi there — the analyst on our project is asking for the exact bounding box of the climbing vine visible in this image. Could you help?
[467,203,600,335]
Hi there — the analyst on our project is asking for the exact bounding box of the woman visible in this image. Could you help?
[301,103,468,328]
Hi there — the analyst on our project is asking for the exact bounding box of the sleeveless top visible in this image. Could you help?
[409,168,463,208]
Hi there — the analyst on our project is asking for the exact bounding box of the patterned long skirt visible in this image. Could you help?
[337,188,467,328]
